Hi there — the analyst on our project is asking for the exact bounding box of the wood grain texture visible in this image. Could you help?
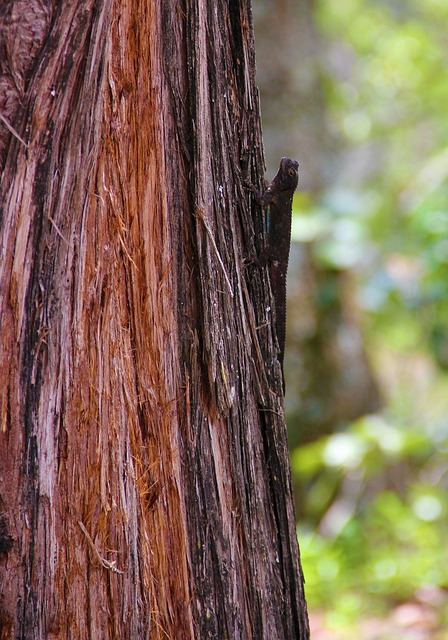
[0,1,309,638]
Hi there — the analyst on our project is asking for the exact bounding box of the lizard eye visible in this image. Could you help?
[288,168,296,176]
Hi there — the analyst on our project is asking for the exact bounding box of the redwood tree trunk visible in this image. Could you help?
[0,1,309,638]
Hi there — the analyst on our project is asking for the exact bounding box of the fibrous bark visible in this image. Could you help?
[0,1,309,638]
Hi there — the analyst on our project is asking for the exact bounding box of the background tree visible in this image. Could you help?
[0,1,308,638]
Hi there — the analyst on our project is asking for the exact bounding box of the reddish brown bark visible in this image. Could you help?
[0,1,309,638]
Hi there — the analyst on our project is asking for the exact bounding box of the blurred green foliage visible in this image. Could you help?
[295,421,448,637]
[289,0,448,631]
[294,0,448,346]
[294,415,448,622]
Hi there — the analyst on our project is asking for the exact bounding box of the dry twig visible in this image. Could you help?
[78,521,124,574]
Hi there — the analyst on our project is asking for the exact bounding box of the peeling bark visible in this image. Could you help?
[0,1,309,638]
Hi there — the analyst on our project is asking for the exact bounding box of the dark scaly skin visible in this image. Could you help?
[246,157,299,386]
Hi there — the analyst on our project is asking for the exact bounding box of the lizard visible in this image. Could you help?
[245,157,299,389]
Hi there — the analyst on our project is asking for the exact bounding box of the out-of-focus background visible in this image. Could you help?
[253,1,448,638]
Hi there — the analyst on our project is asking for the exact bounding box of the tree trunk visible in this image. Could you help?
[0,1,309,638]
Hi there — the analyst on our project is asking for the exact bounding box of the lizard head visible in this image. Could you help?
[276,157,299,192]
